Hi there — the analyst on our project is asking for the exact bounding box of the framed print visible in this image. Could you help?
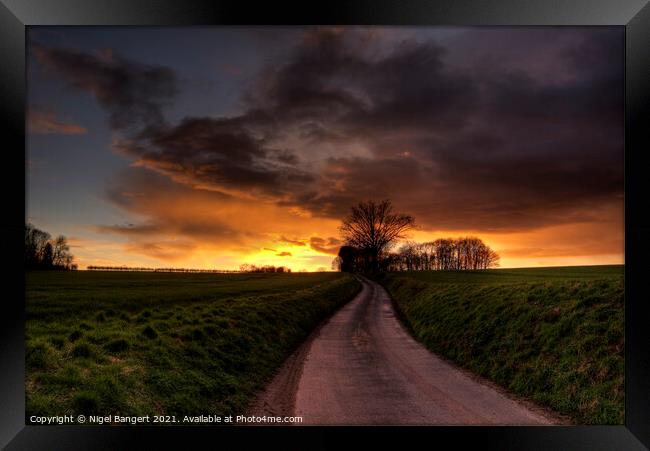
[1,0,649,449]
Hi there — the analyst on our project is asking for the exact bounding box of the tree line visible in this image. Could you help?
[384,237,499,271]
[334,200,500,273]
[87,265,293,273]
[239,264,292,273]
[87,266,241,273]
[25,223,76,270]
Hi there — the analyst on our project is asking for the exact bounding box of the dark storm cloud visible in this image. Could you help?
[246,29,478,137]
[562,28,623,82]
[37,28,623,234]
[296,146,621,232]
[33,43,178,130]
[272,150,301,165]
[282,155,429,219]
[114,115,315,198]
[267,28,623,231]
[31,43,312,199]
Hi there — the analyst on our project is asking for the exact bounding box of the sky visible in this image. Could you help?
[26,26,624,271]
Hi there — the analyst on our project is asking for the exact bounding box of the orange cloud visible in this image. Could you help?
[279,236,306,246]
[90,168,342,271]
[28,108,87,135]
[85,166,623,271]
[123,241,198,262]
[409,204,623,269]
[309,237,343,255]
[34,31,622,271]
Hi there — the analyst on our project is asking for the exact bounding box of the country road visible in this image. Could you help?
[250,276,559,425]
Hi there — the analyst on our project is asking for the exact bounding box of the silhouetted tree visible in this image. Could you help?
[52,235,72,268]
[25,223,76,270]
[336,245,359,272]
[393,237,499,271]
[42,242,54,269]
[340,200,415,273]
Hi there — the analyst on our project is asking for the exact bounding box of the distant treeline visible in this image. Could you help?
[25,223,77,270]
[336,237,499,273]
[239,264,292,273]
[86,264,293,273]
[87,266,240,273]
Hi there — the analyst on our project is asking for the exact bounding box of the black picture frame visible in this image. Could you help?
[1,1,649,449]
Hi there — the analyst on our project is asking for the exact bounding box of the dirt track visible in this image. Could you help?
[249,276,561,425]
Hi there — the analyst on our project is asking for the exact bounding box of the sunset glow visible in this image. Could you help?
[27,27,623,270]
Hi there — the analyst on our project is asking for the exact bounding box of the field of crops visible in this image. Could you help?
[378,265,624,424]
[26,271,360,419]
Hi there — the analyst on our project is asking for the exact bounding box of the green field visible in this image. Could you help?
[378,265,624,424]
[26,271,360,419]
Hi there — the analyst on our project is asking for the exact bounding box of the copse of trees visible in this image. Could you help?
[334,200,500,273]
[384,237,500,271]
[25,223,76,270]
[335,237,499,273]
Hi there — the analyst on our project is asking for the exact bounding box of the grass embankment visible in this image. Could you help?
[378,265,624,424]
[26,271,360,419]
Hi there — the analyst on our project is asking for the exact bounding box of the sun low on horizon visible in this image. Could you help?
[26,26,624,272]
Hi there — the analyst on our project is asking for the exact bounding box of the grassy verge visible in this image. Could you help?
[26,271,360,419]
[377,265,624,424]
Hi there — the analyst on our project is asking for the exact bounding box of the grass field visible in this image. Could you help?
[26,271,360,419]
[377,265,624,424]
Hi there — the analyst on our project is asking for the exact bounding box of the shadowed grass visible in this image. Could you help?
[377,265,624,425]
[26,271,360,419]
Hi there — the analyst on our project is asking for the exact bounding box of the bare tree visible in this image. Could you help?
[52,235,73,268]
[25,224,76,270]
[340,200,415,272]
[398,241,418,271]
[389,237,499,271]
[42,242,54,269]
[484,247,501,269]
[25,223,51,268]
